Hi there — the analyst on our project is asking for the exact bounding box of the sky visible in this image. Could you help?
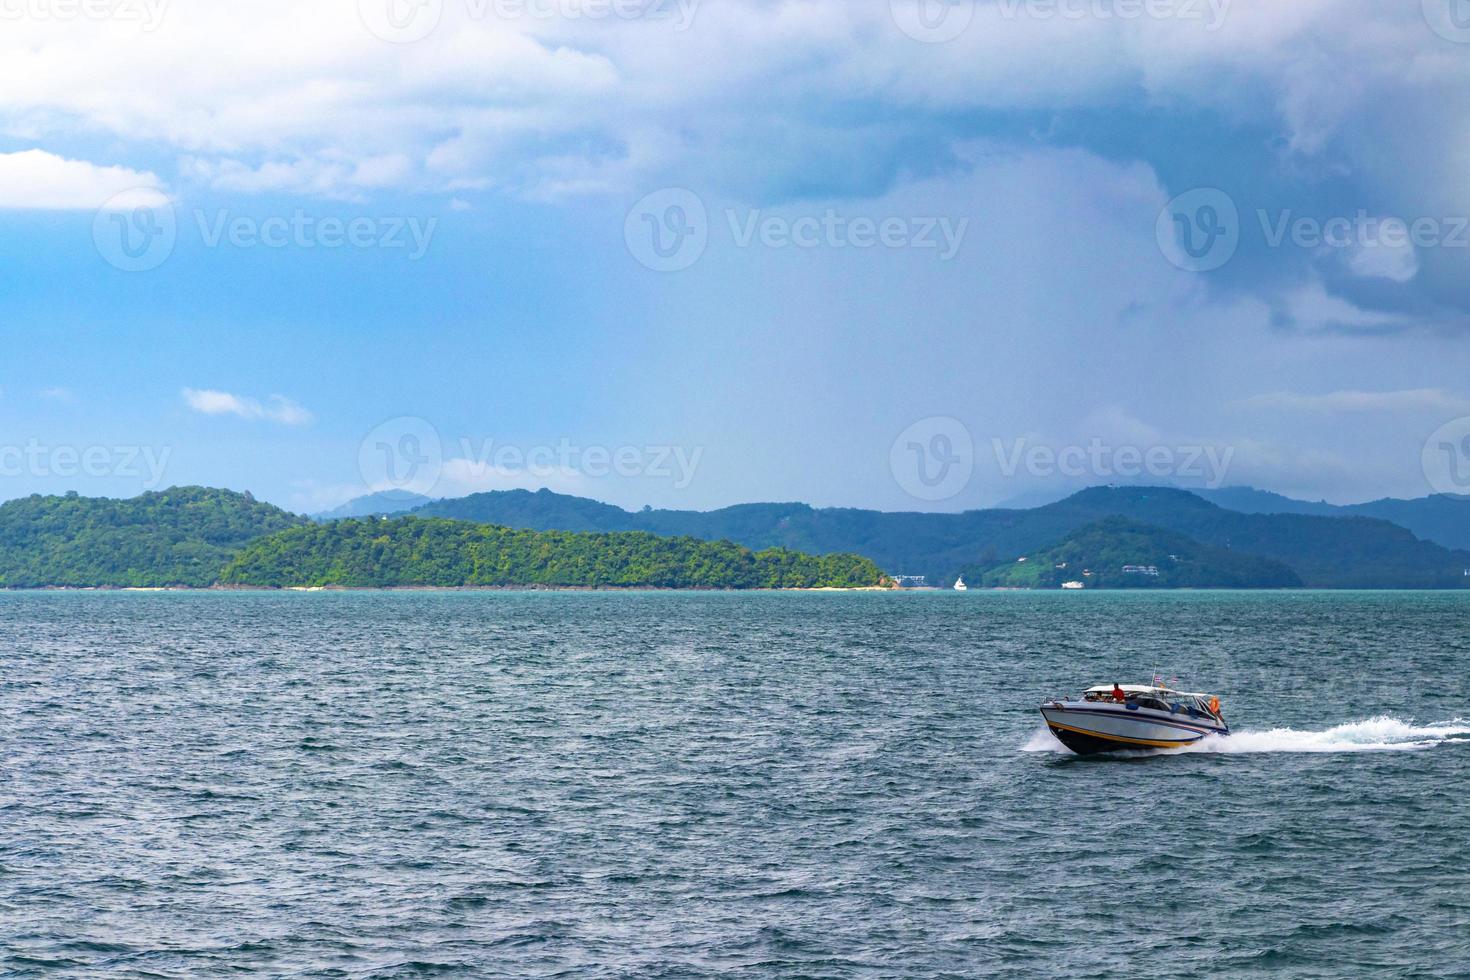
[2,0,1470,514]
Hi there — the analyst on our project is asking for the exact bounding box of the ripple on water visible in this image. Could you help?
[1,590,1467,978]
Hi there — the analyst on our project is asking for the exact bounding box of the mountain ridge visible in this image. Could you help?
[4,484,1467,590]
[413,485,1470,588]
[970,517,1304,589]
[1194,486,1470,551]
[313,490,434,520]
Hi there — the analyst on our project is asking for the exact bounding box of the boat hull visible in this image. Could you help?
[1040,704,1225,755]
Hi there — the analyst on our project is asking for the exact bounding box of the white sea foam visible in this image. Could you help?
[1023,717,1470,756]
[1021,726,1070,753]
[1182,717,1470,754]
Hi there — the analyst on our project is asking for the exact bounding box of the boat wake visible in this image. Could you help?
[1024,716,1470,755]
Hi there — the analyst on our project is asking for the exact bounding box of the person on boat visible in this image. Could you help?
[1111,683,1126,703]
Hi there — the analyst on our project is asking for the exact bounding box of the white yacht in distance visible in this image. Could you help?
[953,576,968,591]
[1040,684,1228,754]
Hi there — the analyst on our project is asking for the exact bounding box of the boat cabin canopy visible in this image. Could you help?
[1081,684,1221,716]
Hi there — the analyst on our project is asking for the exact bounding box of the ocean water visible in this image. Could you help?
[2,590,1467,978]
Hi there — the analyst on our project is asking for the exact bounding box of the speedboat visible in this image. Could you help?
[1039,684,1228,754]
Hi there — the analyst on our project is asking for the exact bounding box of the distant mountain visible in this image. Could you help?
[0,487,308,588]
[417,488,630,531]
[970,517,1303,590]
[416,486,1470,589]
[1192,487,1341,517]
[314,491,433,520]
[1345,495,1470,551]
[221,517,888,590]
[985,486,1470,589]
[989,488,1074,510]
[415,489,1013,578]
[1,484,1464,590]
[1195,487,1470,551]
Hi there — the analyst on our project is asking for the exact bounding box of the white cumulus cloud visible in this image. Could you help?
[0,149,167,210]
[182,388,314,426]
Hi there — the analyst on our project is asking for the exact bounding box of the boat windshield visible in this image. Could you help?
[1079,685,1222,718]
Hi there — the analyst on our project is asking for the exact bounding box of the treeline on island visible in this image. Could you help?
[0,489,884,589]
[5,484,1469,591]
[0,487,308,587]
[410,485,1470,588]
[220,518,888,589]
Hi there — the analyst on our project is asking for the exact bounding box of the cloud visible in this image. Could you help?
[434,457,590,498]
[0,6,616,199]
[2,1,1468,338]
[1206,437,1364,503]
[1233,388,1470,415]
[0,2,1457,206]
[1346,239,1419,284]
[1267,281,1421,335]
[1074,406,1164,449]
[37,386,75,402]
[0,149,167,210]
[182,388,313,425]
[306,456,592,515]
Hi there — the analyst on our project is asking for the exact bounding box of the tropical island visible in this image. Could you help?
[0,488,886,590]
[2,483,1468,590]
[404,484,1470,589]
[219,517,888,590]
[965,517,1303,590]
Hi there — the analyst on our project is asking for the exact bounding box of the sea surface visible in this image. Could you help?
[2,590,1468,978]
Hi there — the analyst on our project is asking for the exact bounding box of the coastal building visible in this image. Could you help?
[1122,565,1161,576]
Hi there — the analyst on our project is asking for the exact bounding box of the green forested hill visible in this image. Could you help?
[219,517,889,589]
[1045,487,1470,588]
[412,490,1035,577]
[0,487,308,587]
[970,517,1303,589]
[413,486,1470,588]
[1195,487,1470,552]
[4,484,1466,589]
